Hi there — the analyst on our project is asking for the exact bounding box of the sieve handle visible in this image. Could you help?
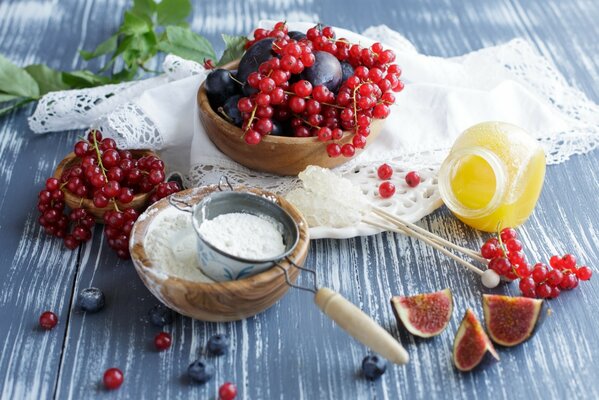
[314,287,409,365]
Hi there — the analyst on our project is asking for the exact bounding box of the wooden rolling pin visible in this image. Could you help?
[315,287,410,365]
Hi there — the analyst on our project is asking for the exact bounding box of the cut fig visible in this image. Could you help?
[453,309,499,371]
[482,294,543,347]
[390,288,453,338]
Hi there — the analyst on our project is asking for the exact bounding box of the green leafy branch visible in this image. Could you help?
[0,0,246,117]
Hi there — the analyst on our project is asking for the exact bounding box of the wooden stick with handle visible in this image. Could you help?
[314,287,410,365]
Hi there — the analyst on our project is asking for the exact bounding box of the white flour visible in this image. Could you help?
[144,207,213,282]
[198,213,285,260]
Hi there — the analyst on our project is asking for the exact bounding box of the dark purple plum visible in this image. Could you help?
[220,95,243,127]
[288,31,307,40]
[237,38,276,95]
[340,61,354,84]
[300,51,342,93]
[204,69,241,108]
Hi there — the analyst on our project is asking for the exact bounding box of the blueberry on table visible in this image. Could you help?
[362,355,387,380]
[77,287,105,313]
[188,359,215,384]
[207,333,229,356]
[148,304,174,327]
[205,68,241,108]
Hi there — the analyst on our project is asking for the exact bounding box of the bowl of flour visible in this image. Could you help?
[129,186,310,322]
[191,191,299,282]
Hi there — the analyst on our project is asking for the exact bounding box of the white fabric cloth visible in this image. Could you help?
[28,21,599,236]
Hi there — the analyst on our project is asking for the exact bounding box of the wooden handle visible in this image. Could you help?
[314,287,409,365]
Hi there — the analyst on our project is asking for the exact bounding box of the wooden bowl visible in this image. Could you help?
[53,150,157,222]
[130,186,310,322]
[197,60,384,176]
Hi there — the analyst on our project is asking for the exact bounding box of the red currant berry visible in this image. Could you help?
[103,368,124,390]
[548,286,561,299]
[326,143,341,157]
[559,273,578,290]
[289,96,306,113]
[481,242,497,259]
[561,254,577,270]
[341,144,355,157]
[373,103,390,119]
[489,257,512,276]
[244,130,262,145]
[154,332,172,351]
[317,127,332,142]
[219,382,238,400]
[293,80,312,97]
[39,311,58,330]
[519,277,536,297]
[64,235,80,250]
[549,255,562,269]
[74,141,90,157]
[500,227,517,242]
[352,134,367,149]
[405,171,421,188]
[45,178,60,191]
[87,129,102,142]
[577,266,592,281]
[331,128,343,140]
[531,263,548,283]
[508,251,526,266]
[102,180,121,198]
[536,283,552,299]
[377,164,393,180]
[515,263,532,278]
[237,98,254,113]
[378,181,395,198]
[546,269,564,286]
[505,239,523,252]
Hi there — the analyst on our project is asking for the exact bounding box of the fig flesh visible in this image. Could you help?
[390,288,453,338]
[453,309,499,371]
[482,294,543,346]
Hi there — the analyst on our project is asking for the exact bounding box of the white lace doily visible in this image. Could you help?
[28,22,599,239]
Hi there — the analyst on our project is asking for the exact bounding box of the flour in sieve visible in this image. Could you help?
[198,213,285,260]
[144,207,213,282]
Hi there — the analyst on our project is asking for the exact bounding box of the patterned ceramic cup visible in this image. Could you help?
[190,191,299,282]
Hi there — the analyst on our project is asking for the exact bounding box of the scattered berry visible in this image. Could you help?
[103,368,124,390]
[378,181,395,198]
[207,333,229,356]
[188,359,214,384]
[154,332,172,351]
[77,287,105,313]
[377,163,393,180]
[361,355,387,380]
[219,382,238,400]
[148,304,175,327]
[39,311,58,330]
[405,171,421,187]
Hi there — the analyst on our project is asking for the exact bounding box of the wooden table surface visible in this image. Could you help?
[1,0,598,399]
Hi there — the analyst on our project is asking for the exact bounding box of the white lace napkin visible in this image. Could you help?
[28,22,599,238]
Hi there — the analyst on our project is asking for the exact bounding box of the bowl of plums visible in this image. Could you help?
[197,22,403,176]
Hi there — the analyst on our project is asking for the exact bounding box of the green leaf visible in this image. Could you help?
[156,0,191,26]
[217,34,247,66]
[0,54,39,98]
[0,98,34,116]
[62,70,111,88]
[0,93,21,102]
[156,26,216,62]
[111,65,139,82]
[131,0,157,19]
[119,11,152,35]
[24,64,70,95]
[80,34,118,61]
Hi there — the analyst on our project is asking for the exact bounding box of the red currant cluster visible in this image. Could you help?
[240,22,402,157]
[38,179,95,248]
[481,227,592,299]
[376,163,421,198]
[37,129,180,258]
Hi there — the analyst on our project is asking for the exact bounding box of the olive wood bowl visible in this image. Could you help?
[130,185,310,322]
[53,150,157,222]
[197,60,384,176]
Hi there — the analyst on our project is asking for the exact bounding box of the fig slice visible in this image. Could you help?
[482,294,543,347]
[453,309,499,371]
[390,288,453,338]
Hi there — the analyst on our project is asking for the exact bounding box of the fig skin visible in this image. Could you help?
[390,288,453,338]
[482,294,544,347]
[453,309,499,372]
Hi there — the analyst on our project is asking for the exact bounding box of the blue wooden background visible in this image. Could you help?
[0,0,598,399]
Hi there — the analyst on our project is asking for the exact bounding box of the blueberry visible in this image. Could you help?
[361,355,387,380]
[188,359,214,384]
[221,95,243,127]
[148,304,174,327]
[77,287,105,313]
[205,69,241,108]
[207,333,229,356]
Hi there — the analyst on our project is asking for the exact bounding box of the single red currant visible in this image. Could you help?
[500,227,517,242]
[326,143,341,157]
[378,181,395,198]
[103,368,124,390]
[154,332,172,351]
[39,311,58,330]
[577,266,592,281]
[219,382,238,400]
[405,171,421,188]
[377,163,393,180]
